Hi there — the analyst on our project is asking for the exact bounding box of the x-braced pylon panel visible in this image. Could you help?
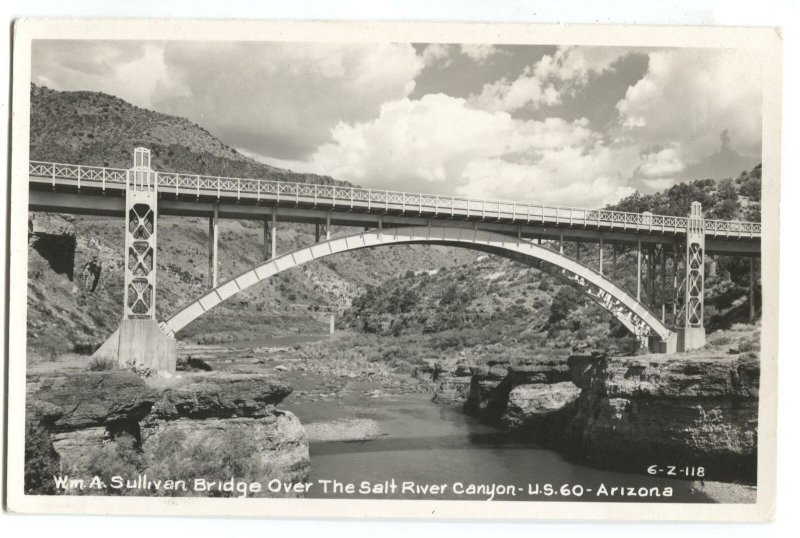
[685,241,704,327]
[123,148,158,319]
[681,201,705,329]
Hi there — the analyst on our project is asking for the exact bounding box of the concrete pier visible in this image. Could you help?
[92,319,177,373]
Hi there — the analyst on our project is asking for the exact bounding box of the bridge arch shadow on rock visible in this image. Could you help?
[164,226,672,344]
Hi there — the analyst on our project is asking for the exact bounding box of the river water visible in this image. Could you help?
[268,365,711,503]
[219,335,712,503]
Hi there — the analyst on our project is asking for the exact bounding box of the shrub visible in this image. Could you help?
[176,356,213,372]
[547,285,583,325]
[738,339,758,353]
[88,355,116,371]
[125,361,155,378]
[85,434,143,495]
[24,419,60,494]
[73,339,101,355]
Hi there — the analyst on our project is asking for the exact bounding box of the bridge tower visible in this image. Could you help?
[680,201,706,349]
[92,148,176,372]
[123,148,158,319]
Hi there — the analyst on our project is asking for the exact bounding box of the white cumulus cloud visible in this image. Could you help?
[303,93,640,207]
[459,44,501,63]
[533,46,632,84]
[617,48,762,166]
[637,147,686,178]
[154,42,425,159]
[421,44,453,67]
[470,66,561,112]
[470,46,631,113]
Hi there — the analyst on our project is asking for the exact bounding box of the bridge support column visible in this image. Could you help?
[599,234,604,275]
[271,209,277,258]
[93,147,176,373]
[672,245,680,321]
[750,256,757,322]
[326,211,331,240]
[660,246,667,322]
[678,201,706,350]
[636,240,642,301]
[208,204,218,288]
[263,214,271,260]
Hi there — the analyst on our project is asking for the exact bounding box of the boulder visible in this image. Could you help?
[502,382,582,429]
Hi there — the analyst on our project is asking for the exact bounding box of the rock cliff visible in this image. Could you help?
[25,369,310,495]
[563,353,759,481]
[458,351,759,482]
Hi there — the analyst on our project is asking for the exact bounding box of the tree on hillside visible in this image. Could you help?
[607,164,761,222]
[547,285,584,325]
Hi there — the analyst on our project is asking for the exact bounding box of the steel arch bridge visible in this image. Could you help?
[26,148,761,371]
[163,226,672,343]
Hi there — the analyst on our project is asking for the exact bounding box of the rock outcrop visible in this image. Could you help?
[463,359,579,444]
[27,370,159,431]
[563,353,759,481]
[458,351,759,483]
[463,360,511,419]
[431,363,473,405]
[25,369,310,495]
[501,382,581,438]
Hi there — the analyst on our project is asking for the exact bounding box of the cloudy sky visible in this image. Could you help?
[31,40,762,207]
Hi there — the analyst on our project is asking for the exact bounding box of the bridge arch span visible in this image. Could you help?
[164,226,672,342]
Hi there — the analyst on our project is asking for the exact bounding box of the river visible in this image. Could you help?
[215,335,712,503]
[268,368,708,502]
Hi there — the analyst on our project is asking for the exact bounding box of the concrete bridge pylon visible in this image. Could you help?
[92,148,176,372]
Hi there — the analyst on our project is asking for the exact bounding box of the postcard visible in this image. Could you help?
[5,19,781,521]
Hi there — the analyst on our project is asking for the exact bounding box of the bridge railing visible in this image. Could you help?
[29,160,761,237]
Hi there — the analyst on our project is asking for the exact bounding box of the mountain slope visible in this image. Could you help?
[30,84,344,185]
[343,163,763,354]
[26,86,474,356]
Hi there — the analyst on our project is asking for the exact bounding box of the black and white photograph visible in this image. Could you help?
[5,19,781,521]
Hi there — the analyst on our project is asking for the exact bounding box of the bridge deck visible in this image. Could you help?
[27,161,761,255]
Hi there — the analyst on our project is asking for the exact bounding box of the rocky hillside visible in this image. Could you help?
[343,256,630,355]
[27,86,474,357]
[608,165,762,222]
[27,212,473,356]
[30,84,345,185]
[343,163,764,354]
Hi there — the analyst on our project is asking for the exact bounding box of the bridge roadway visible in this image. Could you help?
[28,161,760,256]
